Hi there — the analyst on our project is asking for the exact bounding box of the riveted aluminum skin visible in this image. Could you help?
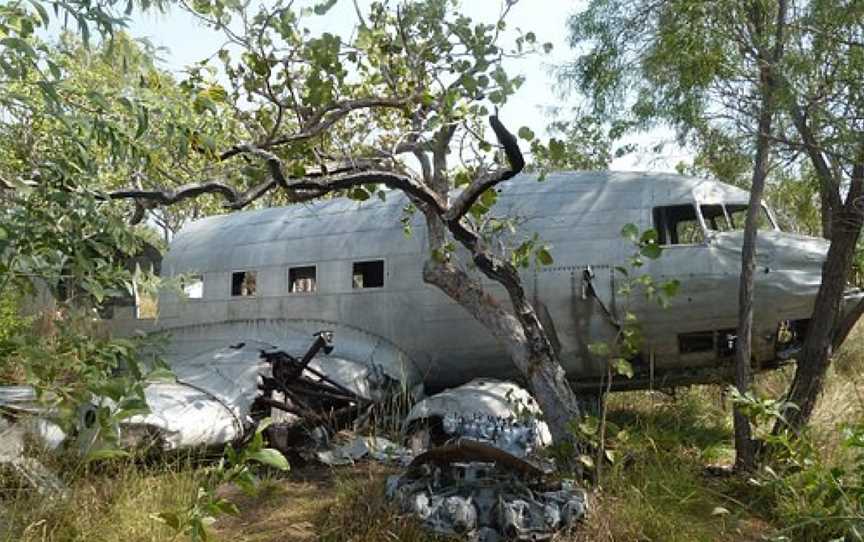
[107,170,859,390]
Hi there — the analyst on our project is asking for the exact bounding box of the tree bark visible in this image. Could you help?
[422,258,581,442]
[733,0,786,472]
[777,163,864,432]
[416,120,583,444]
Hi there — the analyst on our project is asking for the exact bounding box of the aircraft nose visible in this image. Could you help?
[757,231,828,270]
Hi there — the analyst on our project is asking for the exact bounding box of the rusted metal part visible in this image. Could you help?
[408,439,548,478]
[389,439,586,541]
[255,333,374,437]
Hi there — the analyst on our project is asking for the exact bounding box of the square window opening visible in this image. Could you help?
[678,331,714,354]
[352,260,384,289]
[289,266,317,293]
[231,271,257,297]
[653,205,705,245]
[182,274,204,299]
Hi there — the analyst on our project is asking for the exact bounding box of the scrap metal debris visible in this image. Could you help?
[387,439,587,541]
[0,333,588,540]
[315,435,412,466]
[0,417,68,499]
[388,379,586,540]
[403,379,552,456]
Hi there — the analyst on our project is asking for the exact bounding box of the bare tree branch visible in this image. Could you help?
[220,95,420,160]
[109,181,242,207]
[445,116,525,221]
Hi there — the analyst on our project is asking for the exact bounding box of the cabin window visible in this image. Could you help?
[678,329,737,356]
[352,260,384,289]
[182,274,204,299]
[231,271,257,296]
[653,205,705,245]
[289,266,317,293]
[699,204,777,232]
[678,331,714,354]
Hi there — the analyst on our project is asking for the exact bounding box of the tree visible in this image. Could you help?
[105,0,585,443]
[0,26,245,457]
[771,0,864,431]
[564,0,864,445]
[733,0,788,472]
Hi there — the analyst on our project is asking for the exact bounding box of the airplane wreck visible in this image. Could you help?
[3,170,862,537]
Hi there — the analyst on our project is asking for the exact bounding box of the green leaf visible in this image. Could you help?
[151,511,182,531]
[517,126,535,141]
[577,416,599,436]
[621,223,639,241]
[248,448,290,471]
[611,358,634,378]
[1,37,37,59]
[135,107,149,139]
[588,342,610,357]
[348,187,370,201]
[313,0,337,15]
[28,0,50,26]
[640,243,662,259]
[536,246,554,266]
[290,163,307,177]
[85,447,130,463]
[661,279,680,298]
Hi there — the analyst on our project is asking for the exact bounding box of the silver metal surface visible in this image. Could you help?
[107,170,855,390]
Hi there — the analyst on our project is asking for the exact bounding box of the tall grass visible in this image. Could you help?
[1,452,208,542]
[5,326,864,541]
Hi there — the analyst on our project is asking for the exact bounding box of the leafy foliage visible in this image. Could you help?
[152,420,289,542]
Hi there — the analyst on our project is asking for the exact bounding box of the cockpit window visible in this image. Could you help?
[655,203,778,245]
[653,205,705,245]
[726,204,776,230]
[700,204,777,232]
[700,205,732,232]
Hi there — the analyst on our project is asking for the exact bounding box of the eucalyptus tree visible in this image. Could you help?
[771,0,864,431]
[105,0,587,443]
[565,0,864,438]
[565,0,792,469]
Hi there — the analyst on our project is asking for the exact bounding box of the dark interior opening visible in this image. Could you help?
[678,331,715,354]
[231,271,257,296]
[289,266,317,293]
[352,260,384,289]
[653,205,704,245]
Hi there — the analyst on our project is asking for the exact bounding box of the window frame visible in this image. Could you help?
[351,259,386,290]
[287,264,318,295]
[181,273,205,300]
[230,269,259,297]
[653,204,709,247]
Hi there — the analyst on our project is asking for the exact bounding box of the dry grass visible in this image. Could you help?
[6,324,864,541]
[213,462,443,542]
[2,454,206,542]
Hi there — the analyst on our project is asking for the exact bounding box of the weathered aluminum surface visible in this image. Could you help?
[0,334,398,452]
[107,171,851,389]
[404,379,552,456]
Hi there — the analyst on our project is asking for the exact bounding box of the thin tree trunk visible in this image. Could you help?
[734,0,786,472]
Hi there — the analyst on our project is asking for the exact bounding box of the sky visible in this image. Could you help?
[124,0,689,172]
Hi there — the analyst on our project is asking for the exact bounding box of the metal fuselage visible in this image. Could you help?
[108,171,835,392]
